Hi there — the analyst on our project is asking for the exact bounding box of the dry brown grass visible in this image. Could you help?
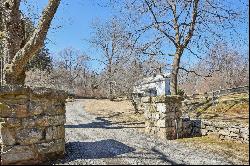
[199,102,249,124]
[83,99,133,114]
[195,93,249,124]
[82,99,145,131]
[177,135,249,165]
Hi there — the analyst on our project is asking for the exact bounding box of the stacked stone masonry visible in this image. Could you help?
[143,96,193,140]
[140,95,249,144]
[199,120,249,143]
[0,86,67,165]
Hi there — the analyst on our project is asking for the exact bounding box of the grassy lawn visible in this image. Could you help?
[177,135,249,165]
[191,93,249,124]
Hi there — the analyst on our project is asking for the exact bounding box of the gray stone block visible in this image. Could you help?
[35,139,65,155]
[1,127,16,146]
[46,125,65,141]
[1,145,36,165]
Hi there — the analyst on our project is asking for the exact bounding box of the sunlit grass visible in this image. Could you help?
[191,93,249,124]
[177,135,249,165]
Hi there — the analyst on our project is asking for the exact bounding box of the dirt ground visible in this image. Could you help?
[83,99,249,165]
[83,99,145,132]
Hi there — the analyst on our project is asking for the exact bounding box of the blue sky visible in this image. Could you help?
[21,0,114,71]
[21,0,112,50]
[20,0,249,72]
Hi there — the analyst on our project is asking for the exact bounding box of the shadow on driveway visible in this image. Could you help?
[53,139,136,164]
[65,117,144,129]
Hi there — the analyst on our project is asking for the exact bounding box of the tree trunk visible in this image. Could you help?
[1,0,24,85]
[1,0,24,61]
[170,50,182,95]
[0,0,61,86]
[109,81,113,100]
[107,61,114,100]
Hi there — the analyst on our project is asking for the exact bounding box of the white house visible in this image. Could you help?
[133,73,171,97]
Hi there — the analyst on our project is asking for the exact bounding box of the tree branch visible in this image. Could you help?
[169,1,181,46]
[183,0,199,48]
[179,67,212,77]
[6,0,61,76]
[144,0,177,47]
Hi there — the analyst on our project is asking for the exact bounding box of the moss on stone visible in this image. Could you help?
[0,103,9,111]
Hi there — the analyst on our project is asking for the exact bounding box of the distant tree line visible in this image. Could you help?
[179,43,249,95]
[1,0,248,100]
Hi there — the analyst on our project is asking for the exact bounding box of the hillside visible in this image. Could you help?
[187,92,249,124]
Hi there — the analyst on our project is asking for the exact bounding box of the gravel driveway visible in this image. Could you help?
[53,99,232,165]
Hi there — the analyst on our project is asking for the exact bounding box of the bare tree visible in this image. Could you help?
[114,0,247,94]
[198,44,249,91]
[179,43,249,94]
[0,0,61,85]
[52,48,89,93]
[25,48,90,95]
[88,18,131,99]
[0,12,53,86]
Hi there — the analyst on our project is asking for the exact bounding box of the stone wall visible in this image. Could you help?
[0,86,67,165]
[181,85,249,144]
[140,95,249,144]
[199,120,249,143]
[143,95,193,140]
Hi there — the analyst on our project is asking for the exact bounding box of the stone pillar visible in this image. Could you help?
[144,95,183,140]
[0,86,67,165]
